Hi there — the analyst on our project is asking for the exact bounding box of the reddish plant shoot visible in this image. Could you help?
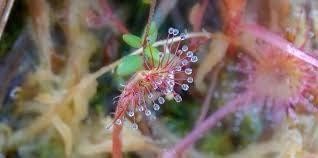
[164,28,318,157]
[109,27,198,130]
[234,43,318,120]
[111,27,198,158]
[243,24,318,68]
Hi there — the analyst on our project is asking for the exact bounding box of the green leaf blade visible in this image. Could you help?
[144,46,160,65]
[148,22,158,44]
[117,55,143,76]
[123,34,142,48]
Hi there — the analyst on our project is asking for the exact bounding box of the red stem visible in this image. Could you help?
[100,0,129,34]
[163,93,249,158]
[243,24,318,68]
[87,0,129,34]
[193,0,209,32]
[189,0,208,47]
[112,124,123,158]
[111,101,128,158]
[195,65,221,126]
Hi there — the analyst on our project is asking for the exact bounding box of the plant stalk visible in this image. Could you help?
[163,93,250,158]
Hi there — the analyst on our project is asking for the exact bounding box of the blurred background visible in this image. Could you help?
[0,0,318,158]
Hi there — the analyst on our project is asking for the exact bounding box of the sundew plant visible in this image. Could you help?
[0,0,318,158]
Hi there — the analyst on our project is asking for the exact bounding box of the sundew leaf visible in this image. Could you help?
[144,45,160,65]
[117,55,143,76]
[142,21,158,44]
[147,22,158,44]
[123,34,142,48]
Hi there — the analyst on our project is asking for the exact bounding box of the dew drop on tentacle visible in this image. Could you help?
[127,111,135,117]
[167,79,175,87]
[187,77,194,83]
[182,45,188,52]
[173,29,179,36]
[148,93,153,99]
[185,68,193,75]
[115,119,122,125]
[145,109,152,116]
[180,33,186,40]
[190,56,198,63]
[158,96,165,104]
[181,59,189,66]
[175,65,182,71]
[168,27,174,34]
[181,84,189,91]
[186,51,193,58]
[131,123,138,130]
[138,105,145,112]
[153,103,160,111]
[174,94,183,102]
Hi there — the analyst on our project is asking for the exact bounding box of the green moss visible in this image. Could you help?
[37,141,64,158]
[163,99,199,136]
[235,115,263,146]
[200,131,235,156]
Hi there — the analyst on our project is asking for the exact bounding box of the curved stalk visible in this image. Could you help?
[163,93,250,158]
